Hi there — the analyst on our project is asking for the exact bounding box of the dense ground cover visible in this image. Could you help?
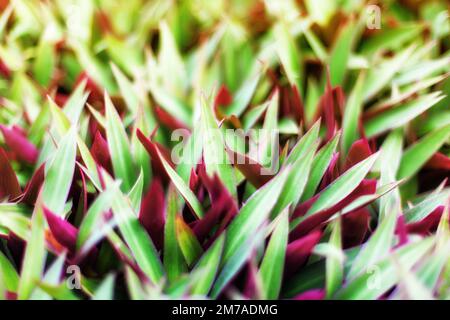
[0,0,449,300]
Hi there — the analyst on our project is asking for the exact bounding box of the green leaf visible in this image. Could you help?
[274,22,302,90]
[347,210,398,280]
[124,267,146,300]
[302,152,379,220]
[282,261,325,298]
[365,92,444,138]
[33,36,56,87]
[77,140,102,191]
[36,282,80,300]
[362,46,414,101]
[0,204,31,241]
[259,211,289,299]
[132,109,155,185]
[329,20,357,86]
[111,63,140,114]
[190,235,225,296]
[200,94,236,198]
[304,78,320,127]
[223,166,291,264]
[92,274,115,300]
[176,216,203,267]
[28,102,51,146]
[164,187,186,282]
[42,128,77,215]
[305,0,336,27]
[71,40,116,93]
[48,96,71,134]
[0,251,19,293]
[323,182,401,225]
[156,142,204,218]
[282,247,360,298]
[302,132,340,201]
[377,129,403,181]
[342,72,365,154]
[391,259,434,300]
[128,169,144,212]
[334,238,434,299]
[273,142,317,215]
[17,205,46,300]
[176,122,203,183]
[77,184,120,251]
[30,253,66,300]
[326,219,343,298]
[378,129,403,220]
[106,36,143,76]
[394,56,450,86]
[416,241,450,291]
[304,28,327,62]
[398,124,450,180]
[62,80,89,124]
[368,74,449,119]
[404,188,450,223]
[105,92,136,192]
[259,91,279,168]
[148,84,191,126]
[242,101,270,131]
[286,119,320,165]
[361,24,424,55]
[105,175,164,284]
[87,103,106,128]
[211,227,266,298]
[0,5,13,39]
[158,21,187,97]
[225,69,261,117]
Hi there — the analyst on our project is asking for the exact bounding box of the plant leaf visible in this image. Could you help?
[303,152,379,219]
[259,211,289,299]
[17,204,46,300]
[223,166,291,263]
[42,128,77,215]
[398,124,450,180]
[365,92,444,138]
[105,92,136,192]
[190,235,225,296]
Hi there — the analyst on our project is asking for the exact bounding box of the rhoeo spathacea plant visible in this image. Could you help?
[0,0,449,301]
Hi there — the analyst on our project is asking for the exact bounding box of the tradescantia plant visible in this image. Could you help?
[0,0,449,300]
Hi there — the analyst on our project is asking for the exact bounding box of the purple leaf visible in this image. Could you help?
[215,84,233,108]
[18,163,45,205]
[344,138,372,171]
[406,205,445,235]
[192,168,238,243]
[91,131,113,173]
[0,125,39,165]
[225,147,274,188]
[425,152,450,171]
[137,128,174,182]
[138,178,166,250]
[0,147,21,200]
[319,152,340,190]
[43,207,78,254]
[395,214,409,247]
[341,207,370,248]
[293,289,325,300]
[154,106,189,131]
[285,230,322,278]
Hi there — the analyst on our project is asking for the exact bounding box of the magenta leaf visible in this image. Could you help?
[0,147,21,200]
[0,125,39,165]
[138,178,166,250]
